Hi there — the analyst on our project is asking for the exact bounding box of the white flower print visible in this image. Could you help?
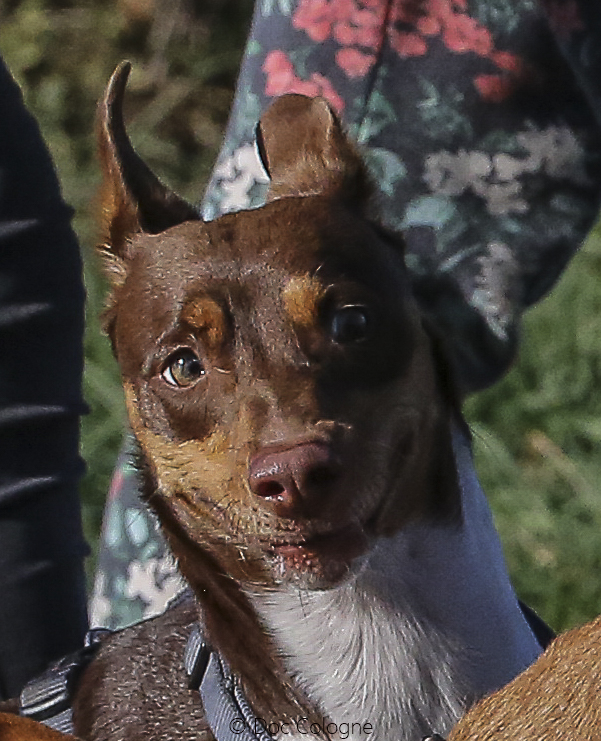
[124,556,186,619]
[212,142,270,213]
[424,125,588,216]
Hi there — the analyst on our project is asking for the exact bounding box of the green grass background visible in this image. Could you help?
[2,0,601,633]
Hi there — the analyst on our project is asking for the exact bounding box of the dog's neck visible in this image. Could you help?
[249,426,541,741]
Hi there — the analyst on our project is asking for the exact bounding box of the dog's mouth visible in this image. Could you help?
[270,523,368,560]
[260,521,370,583]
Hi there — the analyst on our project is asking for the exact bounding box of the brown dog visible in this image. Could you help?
[0,63,547,740]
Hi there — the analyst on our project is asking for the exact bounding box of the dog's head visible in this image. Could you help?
[98,63,460,595]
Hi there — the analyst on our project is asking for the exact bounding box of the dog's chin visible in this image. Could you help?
[262,523,371,589]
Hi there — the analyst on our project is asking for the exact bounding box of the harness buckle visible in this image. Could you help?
[184,622,211,690]
[19,627,112,734]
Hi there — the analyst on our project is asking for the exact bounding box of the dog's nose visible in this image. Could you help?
[248,442,340,518]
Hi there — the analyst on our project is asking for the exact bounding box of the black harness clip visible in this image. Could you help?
[19,628,111,734]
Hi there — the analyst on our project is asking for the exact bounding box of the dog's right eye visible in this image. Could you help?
[330,305,371,344]
[161,349,205,388]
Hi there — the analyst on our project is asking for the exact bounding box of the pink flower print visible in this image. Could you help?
[331,1,384,49]
[311,73,345,111]
[361,0,387,9]
[442,12,492,55]
[474,74,516,103]
[293,0,387,80]
[336,47,377,77]
[263,51,344,112]
[107,467,125,503]
[386,0,525,101]
[417,14,441,36]
[390,30,428,57]
[333,20,357,45]
[292,0,334,42]
[491,51,524,75]
[263,51,297,97]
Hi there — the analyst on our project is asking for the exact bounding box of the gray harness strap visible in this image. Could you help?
[19,628,111,734]
[184,622,273,741]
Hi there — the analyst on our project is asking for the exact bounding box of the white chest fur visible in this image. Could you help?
[250,428,542,741]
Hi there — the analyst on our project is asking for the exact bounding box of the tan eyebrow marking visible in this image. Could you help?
[281,276,324,328]
[181,296,226,350]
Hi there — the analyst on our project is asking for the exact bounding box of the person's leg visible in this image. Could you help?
[0,58,88,699]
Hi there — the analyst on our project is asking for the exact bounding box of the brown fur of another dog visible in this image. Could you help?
[0,712,76,740]
[448,617,601,741]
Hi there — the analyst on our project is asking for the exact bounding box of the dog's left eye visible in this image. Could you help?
[330,305,370,344]
[162,349,205,387]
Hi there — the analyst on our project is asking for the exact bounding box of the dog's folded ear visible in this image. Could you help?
[257,95,370,205]
[97,61,199,261]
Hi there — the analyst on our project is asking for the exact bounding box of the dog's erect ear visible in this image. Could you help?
[97,62,199,260]
[257,94,370,204]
